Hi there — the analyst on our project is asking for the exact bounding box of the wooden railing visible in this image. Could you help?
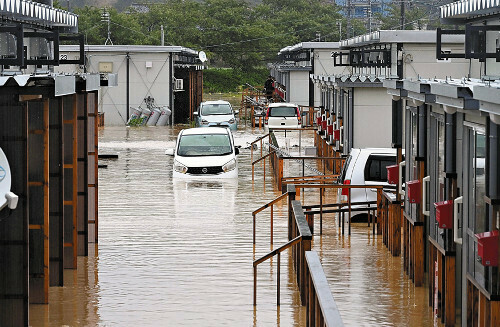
[252,185,344,325]
[298,105,321,127]
[305,251,344,327]
[252,191,289,245]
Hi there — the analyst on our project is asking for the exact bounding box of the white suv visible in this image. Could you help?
[338,148,400,220]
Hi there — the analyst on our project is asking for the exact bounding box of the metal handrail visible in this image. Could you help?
[253,235,302,306]
[252,191,288,245]
[250,133,270,145]
[253,235,302,266]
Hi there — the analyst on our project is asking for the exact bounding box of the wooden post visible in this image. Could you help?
[253,266,257,306]
[444,256,455,326]
[277,252,280,306]
[270,205,273,245]
[27,99,50,303]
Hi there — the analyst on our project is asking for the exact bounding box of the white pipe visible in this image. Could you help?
[422,176,430,216]
[454,196,463,245]
[399,161,406,197]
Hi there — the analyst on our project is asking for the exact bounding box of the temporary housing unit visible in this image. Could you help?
[382,1,500,325]
[0,1,112,325]
[58,45,204,125]
[311,30,468,162]
[268,42,340,107]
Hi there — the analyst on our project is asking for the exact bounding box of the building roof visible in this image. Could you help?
[278,42,340,55]
[440,0,500,23]
[0,0,78,32]
[60,45,199,56]
[340,30,464,48]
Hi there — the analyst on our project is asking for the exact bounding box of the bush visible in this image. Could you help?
[203,67,269,93]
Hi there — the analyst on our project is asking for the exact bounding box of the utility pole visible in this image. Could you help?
[336,20,342,41]
[400,0,405,30]
[347,0,352,38]
[101,8,113,45]
[368,0,372,33]
[161,25,165,46]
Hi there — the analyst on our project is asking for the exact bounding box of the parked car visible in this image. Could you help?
[165,127,239,178]
[338,148,401,220]
[194,100,237,130]
[264,102,303,130]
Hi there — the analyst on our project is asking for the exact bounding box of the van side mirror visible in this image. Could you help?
[165,148,175,156]
[193,112,199,116]
[235,147,240,155]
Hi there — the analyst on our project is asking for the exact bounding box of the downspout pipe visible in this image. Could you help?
[444,112,457,176]
[169,53,174,126]
[417,104,426,159]
[126,52,130,121]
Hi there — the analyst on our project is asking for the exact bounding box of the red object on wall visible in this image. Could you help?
[341,179,351,196]
[333,129,340,141]
[475,230,499,266]
[317,116,322,127]
[327,124,333,135]
[434,200,453,229]
[386,165,398,184]
[407,180,421,204]
[321,120,327,130]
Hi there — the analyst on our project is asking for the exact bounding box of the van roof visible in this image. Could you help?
[181,127,229,136]
[201,100,231,105]
[268,102,298,108]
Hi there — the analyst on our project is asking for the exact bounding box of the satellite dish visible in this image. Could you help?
[198,51,207,62]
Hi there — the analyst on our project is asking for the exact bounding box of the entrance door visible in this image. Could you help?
[463,124,487,286]
[428,113,446,247]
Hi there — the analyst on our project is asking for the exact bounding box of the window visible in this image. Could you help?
[178,134,232,157]
[364,155,396,182]
[269,106,298,117]
[201,104,232,115]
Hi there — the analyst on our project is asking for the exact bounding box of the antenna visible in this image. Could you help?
[101,8,113,45]
[198,51,207,62]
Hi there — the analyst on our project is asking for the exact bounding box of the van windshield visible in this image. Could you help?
[269,106,297,117]
[177,134,232,157]
[201,104,232,115]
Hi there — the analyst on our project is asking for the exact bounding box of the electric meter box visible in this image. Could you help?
[434,200,453,229]
[475,230,499,267]
[386,165,399,185]
[407,180,421,204]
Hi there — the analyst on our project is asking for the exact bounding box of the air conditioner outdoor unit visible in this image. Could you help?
[174,78,184,91]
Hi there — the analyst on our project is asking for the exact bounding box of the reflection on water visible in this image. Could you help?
[29,125,437,326]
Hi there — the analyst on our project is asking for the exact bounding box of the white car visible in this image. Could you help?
[165,127,239,178]
[338,148,400,220]
[194,100,238,130]
[264,103,303,130]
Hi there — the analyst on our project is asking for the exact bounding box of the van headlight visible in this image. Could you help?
[173,160,188,174]
[228,118,235,124]
[222,158,236,172]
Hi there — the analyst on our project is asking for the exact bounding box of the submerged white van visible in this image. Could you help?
[264,103,302,130]
[338,148,400,220]
[165,127,239,178]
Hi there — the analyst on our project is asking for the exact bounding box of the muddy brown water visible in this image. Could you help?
[28,124,439,326]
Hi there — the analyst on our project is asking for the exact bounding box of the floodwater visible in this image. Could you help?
[29,122,439,326]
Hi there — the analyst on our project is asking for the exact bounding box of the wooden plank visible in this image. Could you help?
[305,251,344,326]
[467,280,473,326]
[444,256,455,326]
[49,97,64,287]
[0,100,29,326]
[490,300,500,327]
[76,93,88,256]
[414,226,424,286]
[63,95,78,269]
[27,99,50,304]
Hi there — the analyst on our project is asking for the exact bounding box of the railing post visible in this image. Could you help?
[253,266,257,306]
[288,185,296,241]
[253,213,256,244]
[348,188,352,235]
[320,187,323,235]
[270,205,273,245]
[277,252,280,306]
